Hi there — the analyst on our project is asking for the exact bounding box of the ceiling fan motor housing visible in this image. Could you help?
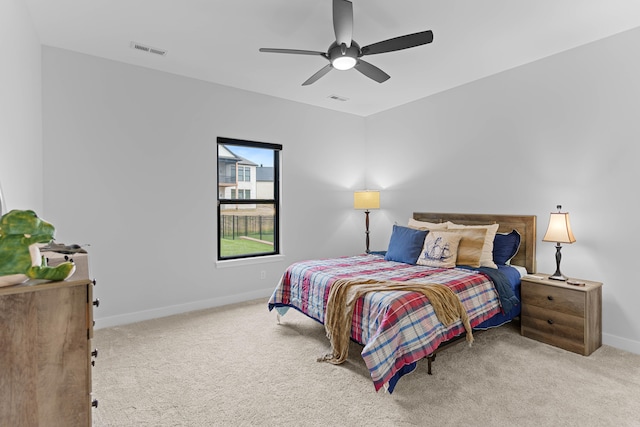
[328,41,360,70]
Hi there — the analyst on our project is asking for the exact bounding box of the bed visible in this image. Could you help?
[268,212,536,393]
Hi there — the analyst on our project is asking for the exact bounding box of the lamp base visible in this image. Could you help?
[549,243,567,281]
[364,210,371,254]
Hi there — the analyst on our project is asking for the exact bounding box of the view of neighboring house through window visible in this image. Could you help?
[217,137,282,260]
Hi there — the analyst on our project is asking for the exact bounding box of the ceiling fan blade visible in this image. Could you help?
[361,30,434,56]
[333,0,353,48]
[302,64,333,86]
[354,60,390,83]
[259,48,327,58]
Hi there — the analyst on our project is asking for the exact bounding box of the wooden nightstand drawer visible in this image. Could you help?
[521,306,585,354]
[520,275,602,356]
[521,282,585,318]
[522,304,585,333]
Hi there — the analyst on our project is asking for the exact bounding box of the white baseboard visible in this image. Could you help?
[94,287,274,329]
[603,332,640,355]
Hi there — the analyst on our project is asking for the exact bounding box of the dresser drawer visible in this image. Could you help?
[521,281,585,318]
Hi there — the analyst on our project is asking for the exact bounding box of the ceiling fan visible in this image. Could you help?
[259,0,434,86]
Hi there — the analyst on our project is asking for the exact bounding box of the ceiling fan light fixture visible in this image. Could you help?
[332,55,356,70]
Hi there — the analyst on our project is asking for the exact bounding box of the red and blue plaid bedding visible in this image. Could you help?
[268,254,502,392]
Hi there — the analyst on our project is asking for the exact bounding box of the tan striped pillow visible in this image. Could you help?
[449,227,487,268]
[448,223,499,268]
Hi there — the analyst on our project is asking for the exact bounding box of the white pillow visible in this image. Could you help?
[447,222,500,269]
[416,231,462,268]
[408,218,448,231]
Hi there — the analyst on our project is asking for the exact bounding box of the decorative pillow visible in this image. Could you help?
[493,229,521,265]
[417,231,462,268]
[407,218,448,231]
[384,225,428,264]
[447,223,499,268]
[448,227,487,268]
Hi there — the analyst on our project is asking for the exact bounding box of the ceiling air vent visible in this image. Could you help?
[130,41,167,56]
[328,94,348,102]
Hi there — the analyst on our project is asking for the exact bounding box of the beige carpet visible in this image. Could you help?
[92,299,640,427]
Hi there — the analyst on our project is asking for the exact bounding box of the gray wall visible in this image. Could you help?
[365,27,640,353]
[41,47,367,325]
[0,0,43,212]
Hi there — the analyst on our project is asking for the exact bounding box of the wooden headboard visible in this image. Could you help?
[412,212,537,274]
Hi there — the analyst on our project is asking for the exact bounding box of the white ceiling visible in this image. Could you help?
[23,0,640,117]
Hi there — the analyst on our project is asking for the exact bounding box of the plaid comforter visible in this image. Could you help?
[268,254,502,392]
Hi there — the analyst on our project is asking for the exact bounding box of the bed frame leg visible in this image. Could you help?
[424,330,479,376]
[427,353,436,375]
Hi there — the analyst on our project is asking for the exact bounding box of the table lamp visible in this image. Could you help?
[542,205,576,281]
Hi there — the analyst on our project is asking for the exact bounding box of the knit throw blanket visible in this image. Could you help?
[318,278,473,365]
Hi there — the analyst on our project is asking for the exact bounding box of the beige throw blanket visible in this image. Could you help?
[318,278,473,364]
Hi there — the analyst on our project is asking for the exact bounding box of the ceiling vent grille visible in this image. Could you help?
[328,94,348,102]
[130,41,167,56]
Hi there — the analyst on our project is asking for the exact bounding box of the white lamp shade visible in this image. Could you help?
[353,191,380,210]
[542,212,576,244]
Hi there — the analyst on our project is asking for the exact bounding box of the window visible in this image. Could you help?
[238,166,251,182]
[230,189,250,199]
[217,137,282,260]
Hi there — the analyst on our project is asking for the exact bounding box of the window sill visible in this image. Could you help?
[215,254,285,269]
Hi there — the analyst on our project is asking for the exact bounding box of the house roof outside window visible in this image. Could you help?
[256,167,274,182]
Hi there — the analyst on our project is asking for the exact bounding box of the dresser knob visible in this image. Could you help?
[547,296,554,301]
[92,399,99,408]
[93,298,100,307]
[92,349,99,358]
[547,319,554,325]
[92,279,97,286]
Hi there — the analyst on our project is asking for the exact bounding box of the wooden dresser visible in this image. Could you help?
[520,274,602,356]
[0,253,97,426]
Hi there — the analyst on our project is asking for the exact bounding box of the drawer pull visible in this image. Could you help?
[547,319,554,325]
[92,399,99,408]
[93,298,100,307]
[547,296,554,301]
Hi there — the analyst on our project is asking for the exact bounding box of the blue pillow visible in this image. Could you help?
[493,230,521,265]
[384,225,428,264]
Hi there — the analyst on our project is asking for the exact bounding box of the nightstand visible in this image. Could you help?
[520,274,602,356]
